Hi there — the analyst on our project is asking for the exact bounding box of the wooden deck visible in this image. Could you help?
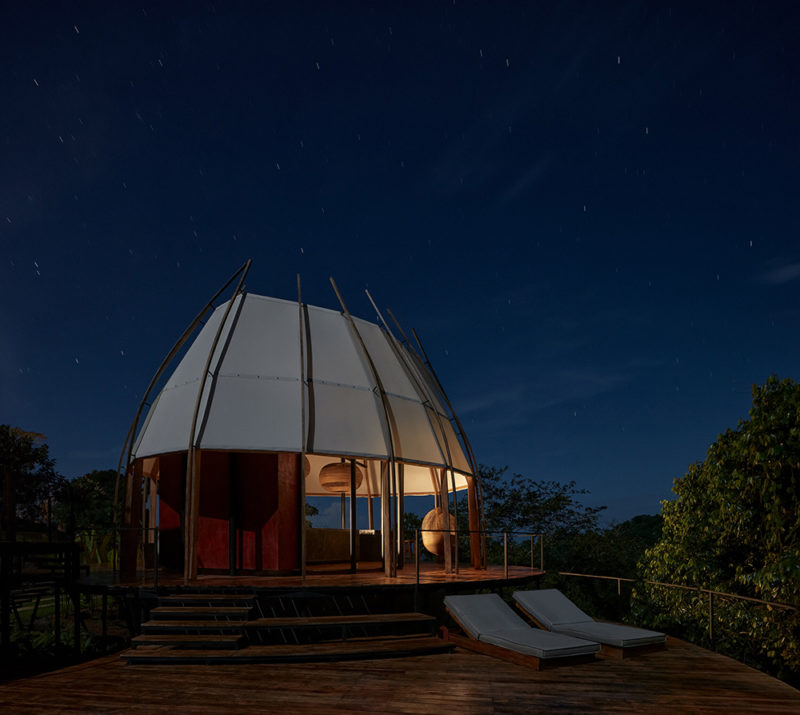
[84,563,541,592]
[2,636,798,713]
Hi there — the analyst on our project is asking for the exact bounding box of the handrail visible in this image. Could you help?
[558,571,798,611]
[558,570,797,647]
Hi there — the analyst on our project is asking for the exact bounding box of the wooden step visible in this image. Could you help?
[149,606,253,620]
[159,593,256,605]
[122,636,455,665]
[246,612,435,629]
[131,633,244,649]
[141,619,249,633]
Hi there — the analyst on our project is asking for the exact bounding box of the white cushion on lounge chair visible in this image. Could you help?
[513,589,665,648]
[555,621,665,648]
[445,593,530,638]
[444,593,600,659]
[482,628,600,658]
[514,589,593,629]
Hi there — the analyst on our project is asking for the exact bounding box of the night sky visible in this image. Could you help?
[3,2,799,524]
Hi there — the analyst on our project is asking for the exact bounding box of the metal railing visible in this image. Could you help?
[413,529,545,585]
[558,571,798,645]
[71,526,161,590]
[0,541,83,652]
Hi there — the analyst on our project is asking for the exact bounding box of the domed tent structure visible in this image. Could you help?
[118,262,485,582]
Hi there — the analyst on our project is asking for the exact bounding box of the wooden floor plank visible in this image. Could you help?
[3,636,799,713]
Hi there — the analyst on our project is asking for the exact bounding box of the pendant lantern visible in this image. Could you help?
[319,461,364,493]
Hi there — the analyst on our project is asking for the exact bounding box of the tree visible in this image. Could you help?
[403,511,422,535]
[638,376,800,679]
[475,465,606,535]
[52,469,119,532]
[304,503,319,528]
[0,425,65,539]
[451,465,606,567]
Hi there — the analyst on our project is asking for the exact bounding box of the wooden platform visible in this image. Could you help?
[2,636,799,713]
[85,563,541,592]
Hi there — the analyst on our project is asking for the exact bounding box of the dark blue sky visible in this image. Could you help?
[2,2,799,523]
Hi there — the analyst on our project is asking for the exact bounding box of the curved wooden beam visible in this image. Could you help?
[329,277,398,577]
[366,290,463,572]
[184,260,251,581]
[114,260,251,573]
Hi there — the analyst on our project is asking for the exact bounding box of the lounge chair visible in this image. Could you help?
[443,593,599,670]
[513,589,666,658]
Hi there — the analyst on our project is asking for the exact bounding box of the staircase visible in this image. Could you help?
[121,589,453,664]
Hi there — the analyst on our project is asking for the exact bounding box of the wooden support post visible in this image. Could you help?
[147,475,158,537]
[121,460,143,581]
[185,449,202,582]
[396,463,404,570]
[297,274,307,580]
[439,468,453,574]
[389,461,397,577]
[141,473,148,551]
[349,459,357,573]
[448,468,459,573]
[229,453,238,576]
[466,476,482,569]
[381,462,392,577]
[367,461,375,531]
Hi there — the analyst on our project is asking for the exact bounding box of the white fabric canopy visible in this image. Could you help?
[132,293,473,494]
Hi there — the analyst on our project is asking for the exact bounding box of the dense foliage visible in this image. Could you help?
[52,469,119,531]
[0,425,65,536]
[637,376,800,679]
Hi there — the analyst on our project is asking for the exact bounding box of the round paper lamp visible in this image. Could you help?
[319,461,364,493]
[421,507,455,556]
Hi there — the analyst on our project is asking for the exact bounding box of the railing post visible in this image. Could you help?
[153,527,159,593]
[530,534,534,572]
[101,591,108,649]
[414,528,420,612]
[617,578,621,597]
[540,534,544,573]
[112,528,118,578]
[54,585,61,647]
[453,521,459,574]
[71,544,80,653]
[415,528,420,584]
[503,532,508,580]
[708,591,714,645]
